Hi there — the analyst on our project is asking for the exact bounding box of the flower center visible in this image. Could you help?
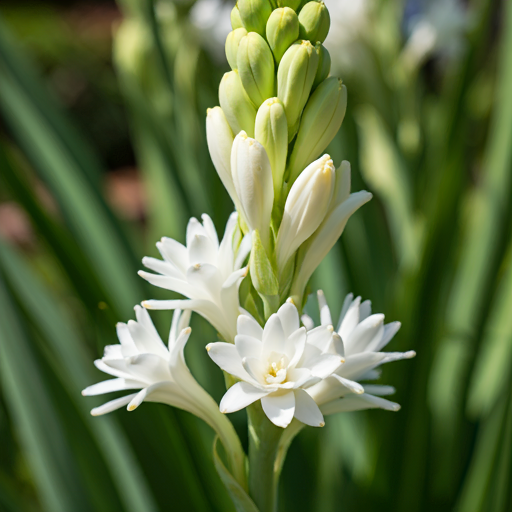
[265,357,287,384]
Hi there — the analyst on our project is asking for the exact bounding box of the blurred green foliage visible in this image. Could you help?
[0,0,511,511]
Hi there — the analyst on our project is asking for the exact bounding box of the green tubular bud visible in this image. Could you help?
[287,77,347,184]
[277,40,319,140]
[255,98,288,200]
[313,43,331,88]
[231,5,244,29]
[238,0,273,36]
[277,0,302,10]
[225,28,248,70]
[237,32,275,107]
[266,8,300,64]
[298,1,330,44]
[219,71,257,137]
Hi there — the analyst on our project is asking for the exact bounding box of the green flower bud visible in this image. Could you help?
[225,28,248,70]
[231,5,244,29]
[219,71,257,137]
[313,43,331,88]
[237,32,275,107]
[277,0,302,10]
[287,77,347,184]
[266,7,300,64]
[298,1,330,43]
[255,98,288,200]
[277,40,319,140]
[238,0,273,36]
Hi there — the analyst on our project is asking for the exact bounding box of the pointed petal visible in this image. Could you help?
[337,352,387,380]
[91,394,137,416]
[307,325,334,353]
[207,342,256,384]
[317,290,332,326]
[332,375,365,394]
[301,314,315,331]
[277,303,300,339]
[261,391,295,428]
[220,382,270,413]
[138,271,192,297]
[338,296,361,341]
[293,389,325,427]
[188,234,217,266]
[363,385,396,396]
[237,314,264,340]
[321,393,401,415]
[82,378,141,396]
[262,314,286,356]
[201,214,219,248]
[157,238,188,274]
[372,321,402,352]
[307,354,344,379]
[345,314,385,355]
[235,334,262,360]
[286,328,307,368]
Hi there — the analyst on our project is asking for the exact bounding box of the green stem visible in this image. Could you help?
[247,402,284,512]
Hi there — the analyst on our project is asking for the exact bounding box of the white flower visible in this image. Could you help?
[231,131,274,251]
[303,291,416,414]
[83,306,247,484]
[275,155,335,275]
[207,302,344,428]
[290,161,372,303]
[140,213,250,342]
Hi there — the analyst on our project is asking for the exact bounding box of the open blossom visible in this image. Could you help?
[140,212,250,342]
[207,302,343,428]
[302,291,416,414]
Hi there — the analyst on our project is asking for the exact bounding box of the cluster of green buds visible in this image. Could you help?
[207,0,371,318]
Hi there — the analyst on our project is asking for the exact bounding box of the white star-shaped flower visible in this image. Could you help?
[207,302,344,428]
[303,291,416,414]
[140,212,251,342]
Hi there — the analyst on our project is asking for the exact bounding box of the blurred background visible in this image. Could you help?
[0,0,511,510]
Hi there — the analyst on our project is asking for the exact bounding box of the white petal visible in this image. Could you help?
[138,271,192,297]
[186,217,206,247]
[286,328,307,368]
[320,393,401,415]
[124,353,171,383]
[237,314,264,340]
[94,359,133,380]
[277,302,300,339]
[157,238,188,274]
[134,305,162,344]
[307,325,334,353]
[293,389,325,427]
[332,375,364,394]
[82,378,141,396]
[381,350,416,363]
[201,214,219,248]
[372,321,401,352]
[301,314,315,331]
[261,391,295,428]
[91,394,137,416]
[115,323,138,357]
[345,314,385,355]
[142,256,182,279]
[262,314,286,356]
[338,296,361,341]
[127,382,167,411]
[103,344,124,360]
[363,385,396,396]
[217,212,238,274]
[359,300,372,321]
[235,334,262,360]
[186,263,223,300]
[188,234,217,266]
[220,382,270,413]
[337,352,387,380]
[242,357,268,386]
[206,342,256,383]
[317,290,332,326]
[338,293,354,327]
[127,319,167,358]
[306,354,344,379]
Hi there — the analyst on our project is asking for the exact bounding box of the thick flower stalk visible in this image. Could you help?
[139,212,250,342]
[302,291,416,414]
[82,307,246,485]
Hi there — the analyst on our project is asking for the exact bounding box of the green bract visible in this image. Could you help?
[287,77,347,184]
[266,7,300,63]
[277,40,319,140]
[298,1,331,44]
[231,5,244,29]
[225,28,249,70]
[219,71,257,137]
[313,43,331,88]
[255,98,288,200]
[237,32,275,107]
[238,0,273,36]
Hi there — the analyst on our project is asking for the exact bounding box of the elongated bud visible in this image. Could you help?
[276,154,335,273]
[237,32,275,107]
[287,77,347,184]
[277,0,302,9]
[231,132,274,250]
[277,40,319,140]
[255,98,288,200]
[231,5,244,29]
[266,8,300,63]
[291,162,372,302]
[238,0,273,36]
[313,43,331,88]
[219,71,257,137]
[298,1,330,43]
[225,28,248,70]
[206,107,241,209]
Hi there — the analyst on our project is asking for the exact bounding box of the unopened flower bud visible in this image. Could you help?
[238,0,273,36]
[276,154,335,273]
[277,0,302,9]
[237,32,275,107]
[231,5,244,29]
[206,107,241,210]
[225,28,248,70]
[291,162,372,301]
[231,131,274,250]
[277,40,319,140]
[255,98,288,200]
[219,71,257,137]
[266,8,300,63]
[287,77,347,184]
[298,1,330,43]
[313,43,331,88]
